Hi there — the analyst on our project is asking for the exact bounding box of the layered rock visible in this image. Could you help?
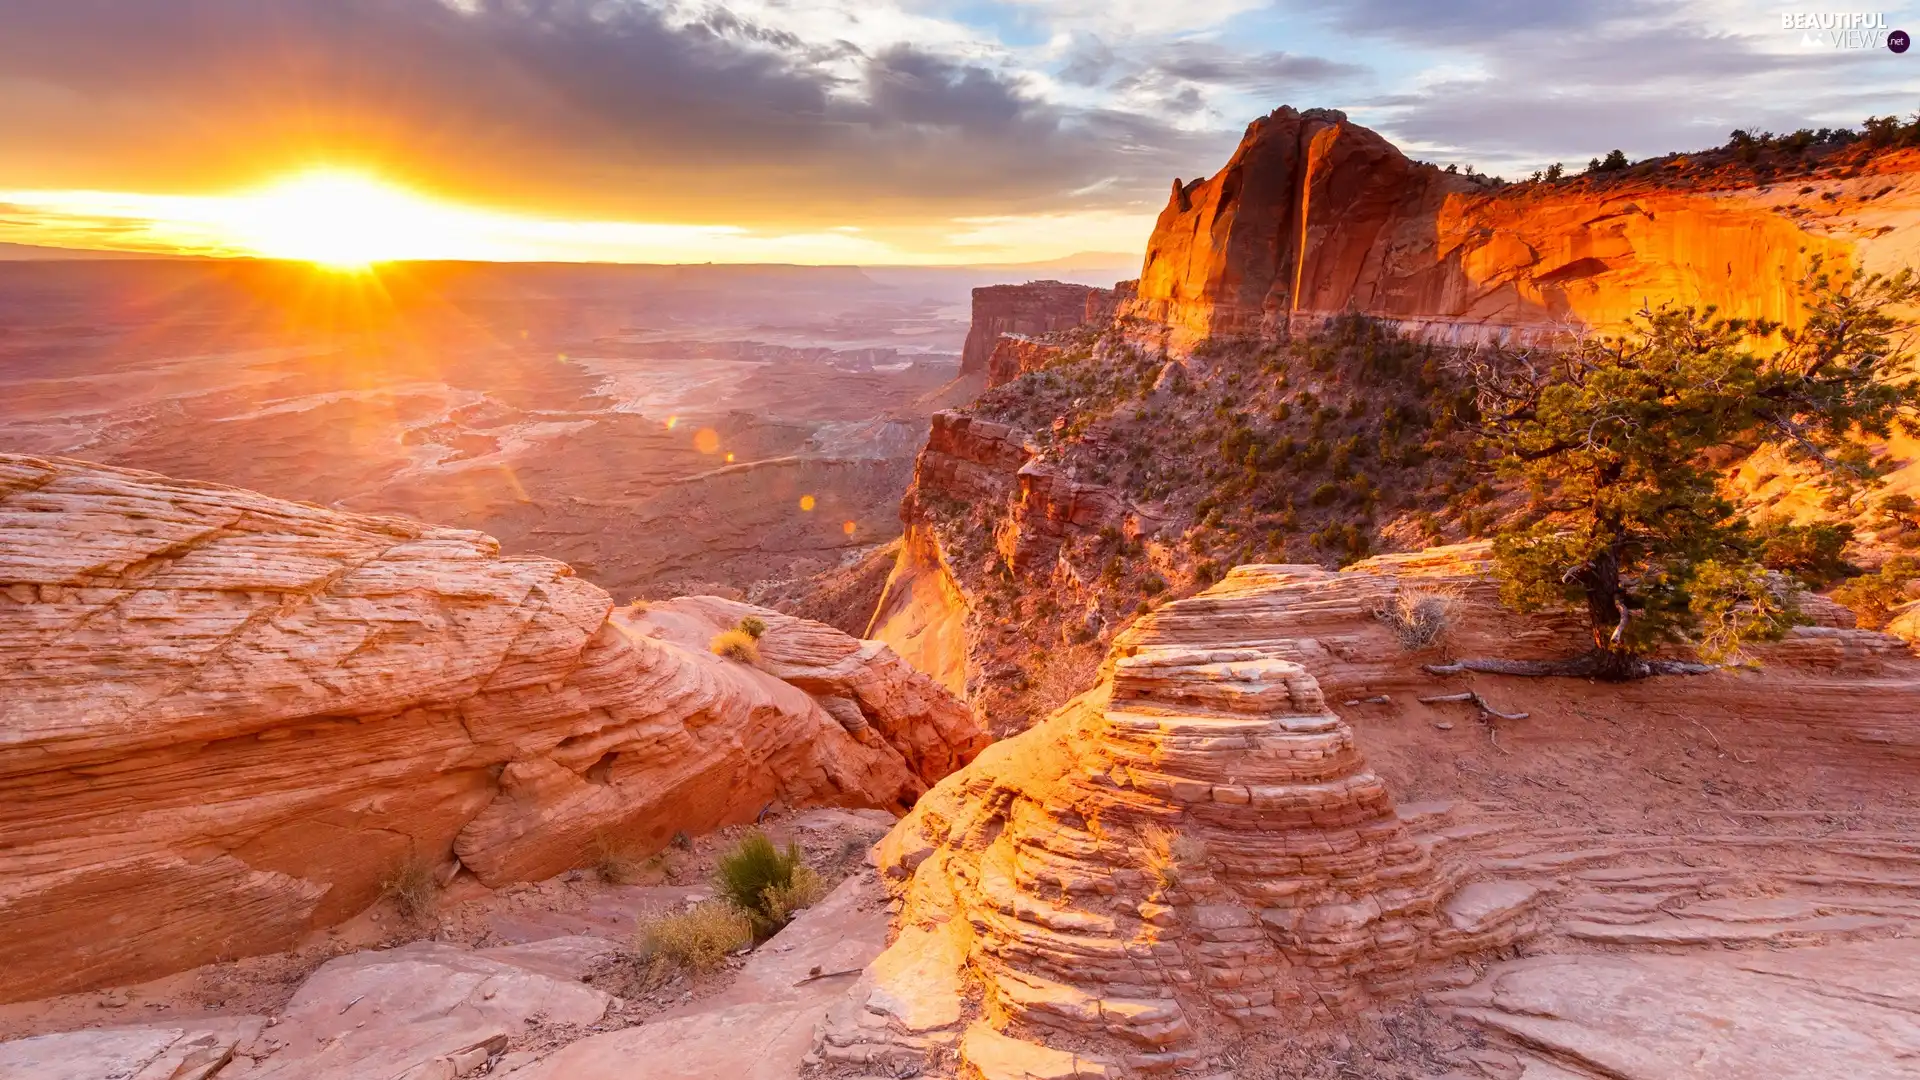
[860,616,1535,1073]
[985,335,1069,390]
[1124,105,1894,353]
[961,281,1106,376]
[0,453,985,1002]
[845,546,1920,1074]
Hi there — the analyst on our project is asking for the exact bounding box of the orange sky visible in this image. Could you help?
[3,0,1914,266]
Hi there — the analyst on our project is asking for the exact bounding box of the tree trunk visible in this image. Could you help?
[1575,544,1639,679]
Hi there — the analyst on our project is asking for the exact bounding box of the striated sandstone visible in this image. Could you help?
[986,336,1071,390]
[962,281,1105,377]
[860,622,1537,1073]
[1123,106,1894,353]
[0,453,984,1003]
[848,544,1920,1074]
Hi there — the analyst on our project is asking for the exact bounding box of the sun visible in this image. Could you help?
[220,169,452,269]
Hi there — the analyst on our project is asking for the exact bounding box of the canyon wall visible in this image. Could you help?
[0,453,985,1002]
[1123,105,1920,353]
[960,281,1106,376]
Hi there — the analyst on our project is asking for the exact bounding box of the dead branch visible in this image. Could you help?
[1416,691,1530,721]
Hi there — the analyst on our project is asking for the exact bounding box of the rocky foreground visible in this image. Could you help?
[4,540,1919,1078]
[0,453,986,1003]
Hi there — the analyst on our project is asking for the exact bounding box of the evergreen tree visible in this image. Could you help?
[1456,260,1920,678]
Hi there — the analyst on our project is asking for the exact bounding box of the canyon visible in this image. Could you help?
[6,105,1920,1080]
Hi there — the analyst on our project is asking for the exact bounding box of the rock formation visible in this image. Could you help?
[835,545,1920,1075]
[961,281,1107,376]
[0,453,985,1003]
[1122,105,1913,353]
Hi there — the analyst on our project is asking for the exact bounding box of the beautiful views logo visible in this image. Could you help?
[1782,11,1906,48]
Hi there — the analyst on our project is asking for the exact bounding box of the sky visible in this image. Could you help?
[3,0,1920,265]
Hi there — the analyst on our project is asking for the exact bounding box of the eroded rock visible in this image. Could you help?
[0,454,986,1002]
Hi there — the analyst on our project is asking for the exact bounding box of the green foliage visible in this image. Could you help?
[737,615,768,639]
[715,831,821,935]
[1474,260,1920,673]
[1833,556,1920,628]
[1752,517,1856,588]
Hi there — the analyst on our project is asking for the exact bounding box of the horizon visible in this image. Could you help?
[4,2,1920,265]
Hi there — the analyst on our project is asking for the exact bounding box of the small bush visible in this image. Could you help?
[636,902,753,976]
[1753,517,1854,588]
[1833,557,1920,629]
[737,615,768,640]
[380,855,439,919]
[588,832,650,885]
[710,629,759,663]
[1139,824,1206,892]
[716,831,820,934]
[1373,584,1458,649]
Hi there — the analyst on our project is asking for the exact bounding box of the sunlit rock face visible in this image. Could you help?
[0,453,985,1003]
[960,281,1106,376]
[859,580,1541,1073]
[1123,105,1877,353]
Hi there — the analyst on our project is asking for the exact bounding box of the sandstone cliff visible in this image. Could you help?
[1124,106,1920,353]
[960,281,1109,376]
[0,454,986,1002]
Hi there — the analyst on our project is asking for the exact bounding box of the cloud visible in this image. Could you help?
[0,0,1226,227]
[1334,2,1920,172]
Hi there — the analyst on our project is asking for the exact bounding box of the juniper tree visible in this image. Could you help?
[1453,260,1920,679]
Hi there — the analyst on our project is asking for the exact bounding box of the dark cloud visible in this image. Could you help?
[1060,34,1365,123]
[0,0,1223,224]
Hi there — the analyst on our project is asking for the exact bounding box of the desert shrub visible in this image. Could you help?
[588,832,651,885]
[710,628,759,663]
[716,831,821,934]
[380,855,439,919]
[636,902,753,976]
[1139,825,1207,892]
[1373,584,1459,649]
[1752,517,1855,588]
[737,615,768,640]
[1833,556,1920,628]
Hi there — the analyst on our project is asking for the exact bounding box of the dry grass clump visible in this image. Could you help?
[1139,824,1207,892]
[1373,584,1460,649]
[588,832,652,885]
[380,855,439,919]
[710,628,760,663]
[635,902,753,978]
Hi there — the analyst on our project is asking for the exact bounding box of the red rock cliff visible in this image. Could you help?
[960,281,1104,376]
[1125,106,1907,352]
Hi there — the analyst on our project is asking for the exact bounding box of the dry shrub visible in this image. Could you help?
[737,615,768,640]
[588,832,651,885]
[758,866,826,929]
[636,902,753,978]
[380,855,439,919]
[1373,583,1460,649]
[710,628,759,663]
[1139,824,1205,892]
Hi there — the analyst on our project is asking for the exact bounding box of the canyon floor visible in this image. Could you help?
[0,260,982,609]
